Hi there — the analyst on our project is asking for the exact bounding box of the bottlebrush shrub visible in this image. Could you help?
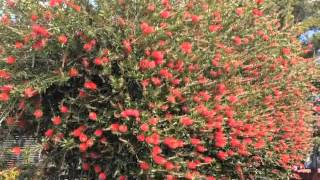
[0,0,319,179]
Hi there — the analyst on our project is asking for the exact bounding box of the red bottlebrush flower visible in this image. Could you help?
[58,35,68,45]
[84,81,97,90]
[24,87,37,98]
[82,162,90,171]
[45,129,54,137]
[151,51,164,65]
[209,24,223,32]
[235,7,244,16]
[147,3,156,12]
[140,123,149,132]
[160,10,170,19]
[49,0,63,7]
[60,105,69,113]
[89,112,97,121]
[86,138,94,147]
[140,22,155,35]
[79,143,88,152]
[180,116,193,126]
[252,8,263,17]
[98,172,107,180]
[282,47,291,55]
[165,162,175,170]
[228,95,238,103]
[94,129,103,137]
[191,15,201,23]
[94,57,103,65]
[207,176,216,180]
[215,131,227,148]
[121,109,140,119]
[217,151,228,160]
[31,14,38,21]
[15,41,23,49]
[93,165,102,173]
[180,42,192,54]
[187,161,197,169]
[118,124,128,133]
[159,68,173,79]
[137,134,145,142]
[152,146,162,156]
[153,155,167,165]
[52,116,62,125]
[139,161,150,170]
[139,59,156,70]
[83,43,93,52]
[145,133,160,145]
[233,36,242,46]
[11,146,22,156]
[190,138,201,145]
[32,39,48,50]
[32,24,49,37]
[6,56,16,64]
[68,67,79,77]
[0,70,11,79]
[122,40,132,53]
[255,0,264,4]
[0,84,13,93]
[33,109,43,119]
[0,93,9,102]
[110,123,119,132]
[79,133,88,142]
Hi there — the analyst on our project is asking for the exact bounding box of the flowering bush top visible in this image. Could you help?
[0,0,318,179]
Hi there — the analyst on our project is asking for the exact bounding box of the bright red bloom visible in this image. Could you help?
[282,47,291,55]
[79,143,88,152]
[45,129,54,137]
[122,40,132,53]
[118,124,128,133]
[217,151,228,160]
[235,7,244,16]
[0,93,9,101]
[139,161,150,170]
[11,146,22,156]
[255,0,264,4]
[68,67,79,77]
[89,112,98,121]
[139,59,156,70]
[49,0,63,7]
[180,116,194,126]
[98,172,107,180]
[209,24,223,32]
[121,109,140,119]
[52,116,62,125]
[79,133,88,142]
[180,42,192,54]
[24,87,37,98]
[32,24,49,37]
[60,105,69,113]
[94,129,103,137]
[140,22,155,35]
[33,109,43,119]
[58,35,68,45]
[140,123,149,132]
[160,10,170,19]
[15,41,23,49]
[6,56,16,64]
[84,81,97,90]
[215,131,227,148]
[151,51,164,65]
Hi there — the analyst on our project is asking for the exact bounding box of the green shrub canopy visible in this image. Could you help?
[0,0,318,179]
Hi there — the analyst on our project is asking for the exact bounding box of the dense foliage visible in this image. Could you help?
[0,0,318,179]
